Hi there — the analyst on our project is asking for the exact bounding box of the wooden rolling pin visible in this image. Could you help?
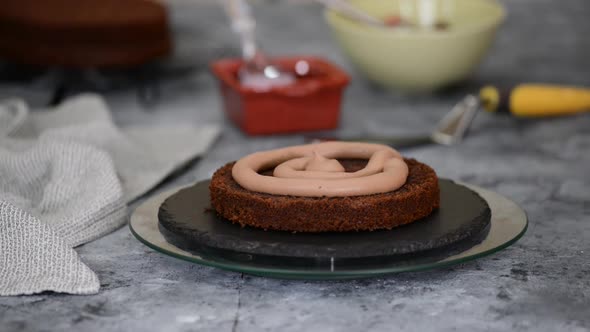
[479,84,590,117]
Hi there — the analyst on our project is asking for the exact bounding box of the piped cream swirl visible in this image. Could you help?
[231,142,408,197]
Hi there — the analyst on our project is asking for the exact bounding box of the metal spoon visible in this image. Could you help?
[221,0,295,90]
[315,0,385,26]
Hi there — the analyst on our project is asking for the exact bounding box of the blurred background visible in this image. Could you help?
[1,0,588,104]
[0,0,588,162]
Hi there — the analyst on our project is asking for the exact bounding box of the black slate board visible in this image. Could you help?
[158,179,491,261]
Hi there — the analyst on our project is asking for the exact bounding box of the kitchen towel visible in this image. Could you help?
[0,94,220,296]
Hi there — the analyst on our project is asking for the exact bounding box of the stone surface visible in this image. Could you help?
[1,0,589,331]
[158,180,491,258]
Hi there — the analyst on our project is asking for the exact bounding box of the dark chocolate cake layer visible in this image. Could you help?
[0,0,171,68]
[209,159,440,232]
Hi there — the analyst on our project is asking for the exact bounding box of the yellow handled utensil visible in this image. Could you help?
[434,84,590,145]
[479,84,590,117]
[308,84,590,148]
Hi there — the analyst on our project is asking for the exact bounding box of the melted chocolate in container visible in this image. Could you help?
[158,179,491,267]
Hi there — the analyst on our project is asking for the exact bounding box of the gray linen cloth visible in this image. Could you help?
[0,94,220,296]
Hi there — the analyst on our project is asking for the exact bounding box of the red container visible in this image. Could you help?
[210,56,350,135]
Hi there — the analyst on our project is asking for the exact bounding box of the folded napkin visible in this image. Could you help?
[0,94,220,296]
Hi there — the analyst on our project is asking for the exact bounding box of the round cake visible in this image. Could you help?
[0,0,171,68]
[210,142,440,232]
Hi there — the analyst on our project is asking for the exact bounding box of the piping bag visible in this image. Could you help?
[308,84,590,147]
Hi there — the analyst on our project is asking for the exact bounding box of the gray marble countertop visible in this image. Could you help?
[1,0,589,331]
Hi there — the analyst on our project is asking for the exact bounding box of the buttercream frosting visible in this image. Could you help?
[231,142,408,197]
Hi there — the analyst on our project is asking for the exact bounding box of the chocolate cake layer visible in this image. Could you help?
[0,0,171,68]
[209,159,440,232]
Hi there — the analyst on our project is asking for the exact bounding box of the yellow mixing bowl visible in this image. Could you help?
[325,0,505,92]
